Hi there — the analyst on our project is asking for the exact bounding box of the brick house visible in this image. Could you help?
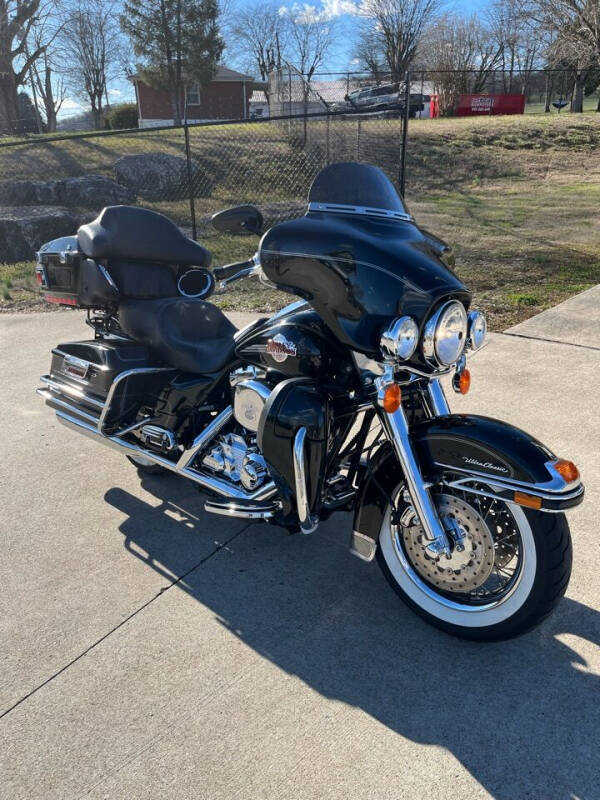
[131,65,255,127]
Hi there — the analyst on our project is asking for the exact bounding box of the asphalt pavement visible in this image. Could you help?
[0,292,599,800]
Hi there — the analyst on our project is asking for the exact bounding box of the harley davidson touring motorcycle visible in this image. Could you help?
[36,162,584,640]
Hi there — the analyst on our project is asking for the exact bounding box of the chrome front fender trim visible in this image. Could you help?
[435,462,583,497]
[441,475,584,512]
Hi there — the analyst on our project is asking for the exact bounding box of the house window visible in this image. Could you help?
[186,85,200,105]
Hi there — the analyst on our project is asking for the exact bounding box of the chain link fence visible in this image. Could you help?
[2,66,599,328]
[269,67,598,118]
[0,110,405,265]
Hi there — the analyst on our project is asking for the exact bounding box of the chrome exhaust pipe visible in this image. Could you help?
[55,409,276,502]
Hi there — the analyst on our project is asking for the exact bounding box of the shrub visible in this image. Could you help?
[105,104,139,130]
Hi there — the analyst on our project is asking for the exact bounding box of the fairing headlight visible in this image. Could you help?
[468,310,487,351]
[423,301,468,367]
[380,316,419,361]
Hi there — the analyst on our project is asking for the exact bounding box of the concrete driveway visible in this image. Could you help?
[1,291,599,800]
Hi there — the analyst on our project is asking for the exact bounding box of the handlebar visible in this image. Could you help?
[212,254,260,287]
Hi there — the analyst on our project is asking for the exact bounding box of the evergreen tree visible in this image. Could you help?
[121,0,223,126]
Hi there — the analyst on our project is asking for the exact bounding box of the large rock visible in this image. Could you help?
[114,152,213,200]
[0,175,135,208]
[0,207,79,263]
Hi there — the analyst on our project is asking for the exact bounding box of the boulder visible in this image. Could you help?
[114,152,213,200]
[0,175,135,208]
[0,207,79,263]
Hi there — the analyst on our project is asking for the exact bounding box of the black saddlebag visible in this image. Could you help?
[38,340,173,434]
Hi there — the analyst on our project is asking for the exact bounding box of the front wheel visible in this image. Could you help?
[377,489,572,641]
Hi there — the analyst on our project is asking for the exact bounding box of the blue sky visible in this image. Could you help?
[225,0,493,74]
[58,0,491,118]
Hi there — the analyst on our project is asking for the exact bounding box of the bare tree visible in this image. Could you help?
[25,1,65,132]
[528,0,600,111]
[487,0,543,95]
[285,6,335,86]
[352,28,388,81]
[228,3,285,101]
[357,0,440,81]
[0,0,46,133]
[63,0,123,129]
[425,14,503,115]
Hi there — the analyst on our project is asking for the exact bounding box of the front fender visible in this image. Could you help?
[352,414,584,554]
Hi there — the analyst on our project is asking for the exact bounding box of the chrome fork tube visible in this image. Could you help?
[376,370,450,556]
[427,379,451,416]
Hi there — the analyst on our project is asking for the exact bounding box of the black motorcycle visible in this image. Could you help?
[36,162,583,640]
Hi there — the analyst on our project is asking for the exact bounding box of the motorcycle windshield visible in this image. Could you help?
[308,162,409,217]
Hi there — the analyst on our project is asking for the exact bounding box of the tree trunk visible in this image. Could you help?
[0,67,19,134]
[571,73,584,113]
[92,105,104,130]
[544,74,553,113]
[170,85,182,126]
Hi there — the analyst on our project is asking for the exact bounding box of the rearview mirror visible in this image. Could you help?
[211,205,263,236]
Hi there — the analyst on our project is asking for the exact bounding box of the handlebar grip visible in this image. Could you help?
[213,259,254,281]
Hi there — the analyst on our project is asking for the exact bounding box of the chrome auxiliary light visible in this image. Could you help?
[467,310,487,351]
[380,316,419,361]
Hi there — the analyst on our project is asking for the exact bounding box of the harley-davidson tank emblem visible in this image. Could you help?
[266,334,297,363]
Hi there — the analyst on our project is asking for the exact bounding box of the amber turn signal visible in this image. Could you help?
[458,369,471,395]
[553,459,580,483]
[452,368,471,395]
[513,491,542,510]
[382,383,402,413]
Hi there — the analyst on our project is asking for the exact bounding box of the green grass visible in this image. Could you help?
[2,112,600,326]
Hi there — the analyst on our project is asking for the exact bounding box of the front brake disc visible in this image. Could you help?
[401,494,495,593]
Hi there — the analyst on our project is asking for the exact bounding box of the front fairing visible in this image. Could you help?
[259,210,470,358]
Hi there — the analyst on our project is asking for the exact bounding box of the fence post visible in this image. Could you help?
[326,113,330,164]
[356,116,361,160]
[400,70,410,197]
[183,121,197,241]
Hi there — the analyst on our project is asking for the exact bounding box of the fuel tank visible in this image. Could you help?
[235,303,358,386]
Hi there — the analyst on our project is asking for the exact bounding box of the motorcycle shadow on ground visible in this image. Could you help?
[106,473,599,800]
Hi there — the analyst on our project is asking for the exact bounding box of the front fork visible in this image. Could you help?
[376,369,452,557]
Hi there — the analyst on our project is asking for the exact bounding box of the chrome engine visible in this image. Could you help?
[199,369,273,492]
[201,433,268,491]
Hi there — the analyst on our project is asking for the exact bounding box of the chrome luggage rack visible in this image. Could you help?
[36,371,277,504]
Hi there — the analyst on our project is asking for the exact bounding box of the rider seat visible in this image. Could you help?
[118,298,237,374]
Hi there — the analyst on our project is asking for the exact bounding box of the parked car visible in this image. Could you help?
[333,84,428,117]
